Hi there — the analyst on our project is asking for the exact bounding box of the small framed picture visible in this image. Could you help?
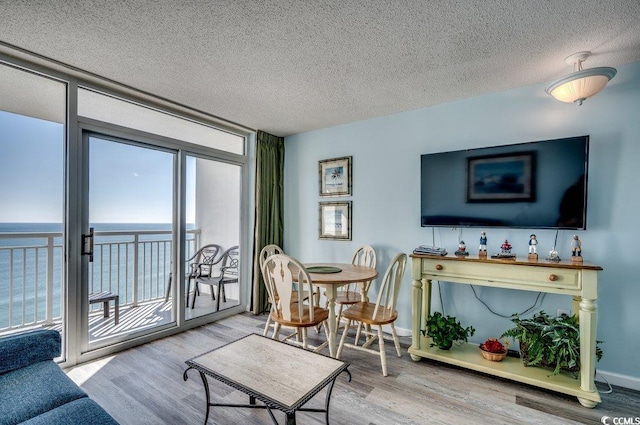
[319,156,352,197]
[467,152,535,202]
[319,201,352,240]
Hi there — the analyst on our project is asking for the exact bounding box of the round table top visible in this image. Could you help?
[303,263,378,284]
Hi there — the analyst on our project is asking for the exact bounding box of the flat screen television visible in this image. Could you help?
[420,136,589,229]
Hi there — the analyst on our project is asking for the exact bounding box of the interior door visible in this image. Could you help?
[82,132,177,350]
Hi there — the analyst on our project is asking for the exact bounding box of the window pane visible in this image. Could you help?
[0,63,65,339]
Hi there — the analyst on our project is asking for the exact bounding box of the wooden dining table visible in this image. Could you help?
[304,263,378,358]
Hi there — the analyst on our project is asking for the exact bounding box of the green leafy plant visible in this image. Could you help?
[501,311,603,376]
[422,311,475,350]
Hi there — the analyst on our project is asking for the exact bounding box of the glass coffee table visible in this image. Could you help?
[184,333,351,424]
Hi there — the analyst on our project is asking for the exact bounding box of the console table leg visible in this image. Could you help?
[579,297,598,395]
[577,397,598,408]
[410,276,423,360]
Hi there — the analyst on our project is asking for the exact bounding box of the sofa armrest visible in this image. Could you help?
[0,329,61,374]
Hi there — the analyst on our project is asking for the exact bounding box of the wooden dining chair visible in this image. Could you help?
[334,245,377,327]
[259,244,284,336]
[261,254,329,352]
[336,252,407,376]
[259,244,322,336]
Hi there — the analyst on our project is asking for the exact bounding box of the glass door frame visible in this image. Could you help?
[79,128,179,353]
[0,52,252,368]
[72,118,249,362]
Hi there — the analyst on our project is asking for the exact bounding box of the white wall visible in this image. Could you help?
[284,61,640,389]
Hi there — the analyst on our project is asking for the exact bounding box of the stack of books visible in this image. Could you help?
[413,245,447,256]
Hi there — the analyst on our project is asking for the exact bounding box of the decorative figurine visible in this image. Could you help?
[491,239,516,259]
[501,240,512,252]
[478,231,488,258]
[571,235,583,263]
[528,234,538,254]
[528,234,538,260]
[455,240,469,257]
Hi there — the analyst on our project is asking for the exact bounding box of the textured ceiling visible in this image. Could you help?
[1,0,640,137]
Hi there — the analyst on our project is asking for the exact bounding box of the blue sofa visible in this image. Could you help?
[0,329,118,425]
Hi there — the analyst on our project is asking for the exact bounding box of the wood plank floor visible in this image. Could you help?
[65,312,639,424]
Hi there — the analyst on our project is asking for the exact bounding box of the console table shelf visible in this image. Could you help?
[408,254,603,408]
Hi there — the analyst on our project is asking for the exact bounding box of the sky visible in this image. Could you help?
[0,110,196,224]
[0,111,63,222]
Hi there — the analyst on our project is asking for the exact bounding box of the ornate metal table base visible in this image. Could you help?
[183,334,351,425]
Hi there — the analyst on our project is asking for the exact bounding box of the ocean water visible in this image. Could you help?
[0,223,193,330]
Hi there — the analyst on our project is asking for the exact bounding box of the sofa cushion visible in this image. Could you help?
[18,398,119,425]
[0,361,87,425]
[0,330,60,375]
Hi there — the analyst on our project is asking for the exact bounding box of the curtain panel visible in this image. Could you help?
[251,130,284,314]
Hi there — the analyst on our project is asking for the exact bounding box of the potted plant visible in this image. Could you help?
[501,311,603,376]
[423,311,475,350]
[479,338,509,361]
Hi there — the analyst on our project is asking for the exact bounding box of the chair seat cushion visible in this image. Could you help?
[271,305,329,328]
[0,361,88,425]
[342,302,397,325]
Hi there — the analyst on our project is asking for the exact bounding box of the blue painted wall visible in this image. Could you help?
[284,61,640,387]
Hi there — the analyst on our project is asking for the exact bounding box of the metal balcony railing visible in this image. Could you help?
[0,229,200,332]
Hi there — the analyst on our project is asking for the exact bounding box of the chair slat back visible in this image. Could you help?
[350,245,377,294]
[371,253,407,320]
[262,254,317,324]
[352,245,377,269]
[259,244,284,270]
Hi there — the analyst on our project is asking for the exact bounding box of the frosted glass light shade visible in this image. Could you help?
[545,67,617,105]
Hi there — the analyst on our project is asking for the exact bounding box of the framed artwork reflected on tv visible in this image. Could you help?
[467,152,535,202]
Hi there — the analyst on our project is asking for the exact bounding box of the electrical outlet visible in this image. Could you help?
[557,309,570,317]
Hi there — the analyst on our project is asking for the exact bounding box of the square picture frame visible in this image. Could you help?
[319,201,352,240]
[319,156,352,197]
[467,152,535,202]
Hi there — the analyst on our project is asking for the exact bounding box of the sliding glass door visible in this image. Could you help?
[1,57,248,364]
[82,132,176,349]
[183,155,242,319]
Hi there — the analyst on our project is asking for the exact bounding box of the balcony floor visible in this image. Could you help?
[45,292,239,342]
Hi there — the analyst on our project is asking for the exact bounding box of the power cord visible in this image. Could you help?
[595,372,614,394]
[437,281,445,315]
[470,285,546,318]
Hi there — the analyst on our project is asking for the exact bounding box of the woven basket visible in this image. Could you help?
[479,345,507,362]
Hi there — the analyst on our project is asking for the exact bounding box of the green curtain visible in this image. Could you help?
[251,130,284,314]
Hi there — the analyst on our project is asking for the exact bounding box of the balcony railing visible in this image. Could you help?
[0,229,200,332]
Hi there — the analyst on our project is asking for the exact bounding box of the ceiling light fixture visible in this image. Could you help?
[545,51,617,105]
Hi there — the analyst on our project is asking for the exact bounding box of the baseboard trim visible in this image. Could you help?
[596,369,640,392]
[382,324,412,337]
